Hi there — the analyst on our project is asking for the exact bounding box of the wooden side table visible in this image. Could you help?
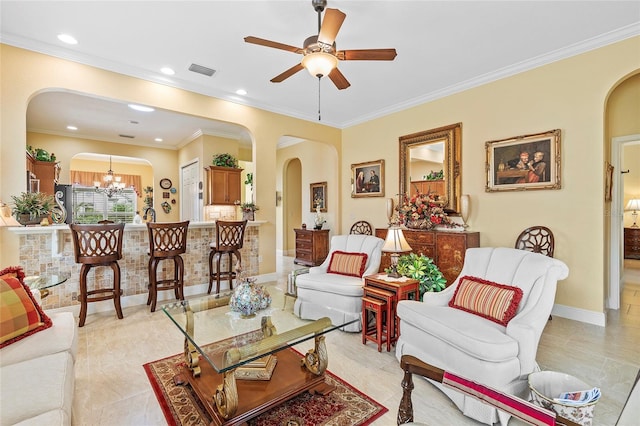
[363,274,419,345]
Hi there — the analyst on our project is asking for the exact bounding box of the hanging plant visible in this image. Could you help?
[212,153,239,168]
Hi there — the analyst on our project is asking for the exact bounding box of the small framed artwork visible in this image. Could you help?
[605,162,614,202]
[485,129,561,192]
[310,182,327,212]
[163,192,170,199]
[351,159,385,198]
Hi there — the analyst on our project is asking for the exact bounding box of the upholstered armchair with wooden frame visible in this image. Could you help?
[395,247,569,426]
[293,234,384,332]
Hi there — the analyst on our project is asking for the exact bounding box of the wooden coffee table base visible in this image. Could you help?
[175,349,329,426]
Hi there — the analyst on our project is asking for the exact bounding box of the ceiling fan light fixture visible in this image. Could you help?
[302,52,337,78]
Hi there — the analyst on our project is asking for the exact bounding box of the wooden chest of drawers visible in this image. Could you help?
[624,227,640,259]
[375,228,480,286]
[294,228,330,266]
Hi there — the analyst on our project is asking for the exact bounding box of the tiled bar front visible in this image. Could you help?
[11,222,261,310]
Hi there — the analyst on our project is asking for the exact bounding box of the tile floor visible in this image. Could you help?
[71,257,640,425]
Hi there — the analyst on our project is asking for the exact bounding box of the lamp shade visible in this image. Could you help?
[302,52,338,77]
[382,227,412,253]
[625,199,640,212]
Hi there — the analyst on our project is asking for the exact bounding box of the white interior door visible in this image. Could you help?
[181,160,200,221]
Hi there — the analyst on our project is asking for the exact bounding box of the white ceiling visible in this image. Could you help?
[2,1,639,149]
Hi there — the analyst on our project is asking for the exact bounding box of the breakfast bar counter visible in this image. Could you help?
[9,221,264,311]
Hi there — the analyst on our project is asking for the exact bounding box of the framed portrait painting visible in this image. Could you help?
[310,182,327,212]
[351,159,385,198]
[485,129,561,192]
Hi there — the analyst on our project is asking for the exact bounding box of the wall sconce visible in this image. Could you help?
[382,226,412,278]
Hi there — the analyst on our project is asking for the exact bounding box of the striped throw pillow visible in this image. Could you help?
[327,251,369,278]
[449,276,523,326]
[0,266,52,348]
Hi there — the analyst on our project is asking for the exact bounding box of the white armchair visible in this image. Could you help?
[395,247,569,426]
[293,234,384,332]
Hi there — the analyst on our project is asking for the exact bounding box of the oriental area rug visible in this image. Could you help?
[144,348,388,426]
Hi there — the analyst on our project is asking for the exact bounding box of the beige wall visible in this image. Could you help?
[2,37,639,320]
[342,36,640,317]
[0,44,342,273]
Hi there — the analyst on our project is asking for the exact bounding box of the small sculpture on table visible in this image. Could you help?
[229,263,271,318]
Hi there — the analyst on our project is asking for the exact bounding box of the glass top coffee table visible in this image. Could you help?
[24,274,68,299]
[162,293,357,425]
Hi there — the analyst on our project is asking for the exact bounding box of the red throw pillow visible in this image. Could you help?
[0,266,52,348]
[449,276,523,326]
[327,251,369,278]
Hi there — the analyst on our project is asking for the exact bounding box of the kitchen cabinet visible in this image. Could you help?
[205,166,242,205]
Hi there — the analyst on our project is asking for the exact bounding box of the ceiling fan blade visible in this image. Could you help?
[271,63,305,83]
[244,36,303,54]
[337,49,398,61]
[328,68,350,90]
[318,8,346,46]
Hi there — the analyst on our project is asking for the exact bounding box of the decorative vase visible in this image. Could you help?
[230,277,271,318]
[460,194,470,228]
[242,210,255,221]
[405,219,434,230]
[386,198,395,223]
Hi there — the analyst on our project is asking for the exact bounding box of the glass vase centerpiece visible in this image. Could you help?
[229,266,271,318]
[399,192,460,230]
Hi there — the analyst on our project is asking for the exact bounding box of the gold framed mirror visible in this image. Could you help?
[399,123,462,213]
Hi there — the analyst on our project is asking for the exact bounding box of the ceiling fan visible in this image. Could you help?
[244,0,397,90]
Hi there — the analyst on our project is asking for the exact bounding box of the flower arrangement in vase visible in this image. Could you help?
[314,207,326,230]
[212,153,239,168]
[240,202,259,221]
[398,192,460,230]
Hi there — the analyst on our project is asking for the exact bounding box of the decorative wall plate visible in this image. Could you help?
[159,178,172,189]
[170,187,177,194]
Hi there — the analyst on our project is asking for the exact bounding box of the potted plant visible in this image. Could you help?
[11,192,55,225]
[240,202,259,221]
[212,153,239,168]
[394,252,446,299]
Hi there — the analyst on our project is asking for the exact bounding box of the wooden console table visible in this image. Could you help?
[375,228,480,286]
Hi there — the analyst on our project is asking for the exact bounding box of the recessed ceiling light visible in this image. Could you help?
[154,138,163,142]
[57,34,78,45]
[66,125,78,130]
[160,67,175,76]
[128,104,154,112]
[236,89,247,96]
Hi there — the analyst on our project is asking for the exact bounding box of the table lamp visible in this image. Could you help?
[382,226,412,278]
[625,198,640,228]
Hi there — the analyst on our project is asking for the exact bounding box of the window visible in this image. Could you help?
[72,187,137,224]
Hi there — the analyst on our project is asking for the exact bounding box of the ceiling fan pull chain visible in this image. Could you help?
[318,76,322,121]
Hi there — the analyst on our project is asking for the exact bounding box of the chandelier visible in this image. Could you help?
[94,156,125,198]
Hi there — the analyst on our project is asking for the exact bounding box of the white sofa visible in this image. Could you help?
[0,310,77,425]
[395,247,569,426]
[294,234,384,332]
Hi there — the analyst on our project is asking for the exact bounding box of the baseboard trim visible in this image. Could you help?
[551,303,606,327]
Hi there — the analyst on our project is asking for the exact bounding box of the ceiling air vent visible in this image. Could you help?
[189,63,216,77]
[119,134,135,139]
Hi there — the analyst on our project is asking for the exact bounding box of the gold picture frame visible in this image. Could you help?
[310,182,327,212]
[351,159,385,198]
[486,129,561,192]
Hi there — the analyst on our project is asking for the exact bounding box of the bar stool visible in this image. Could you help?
[208,220,247,294]
[364,286,395,351]
[70,223,125,327]
[147,221,189,312]
[362,296,389,352]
